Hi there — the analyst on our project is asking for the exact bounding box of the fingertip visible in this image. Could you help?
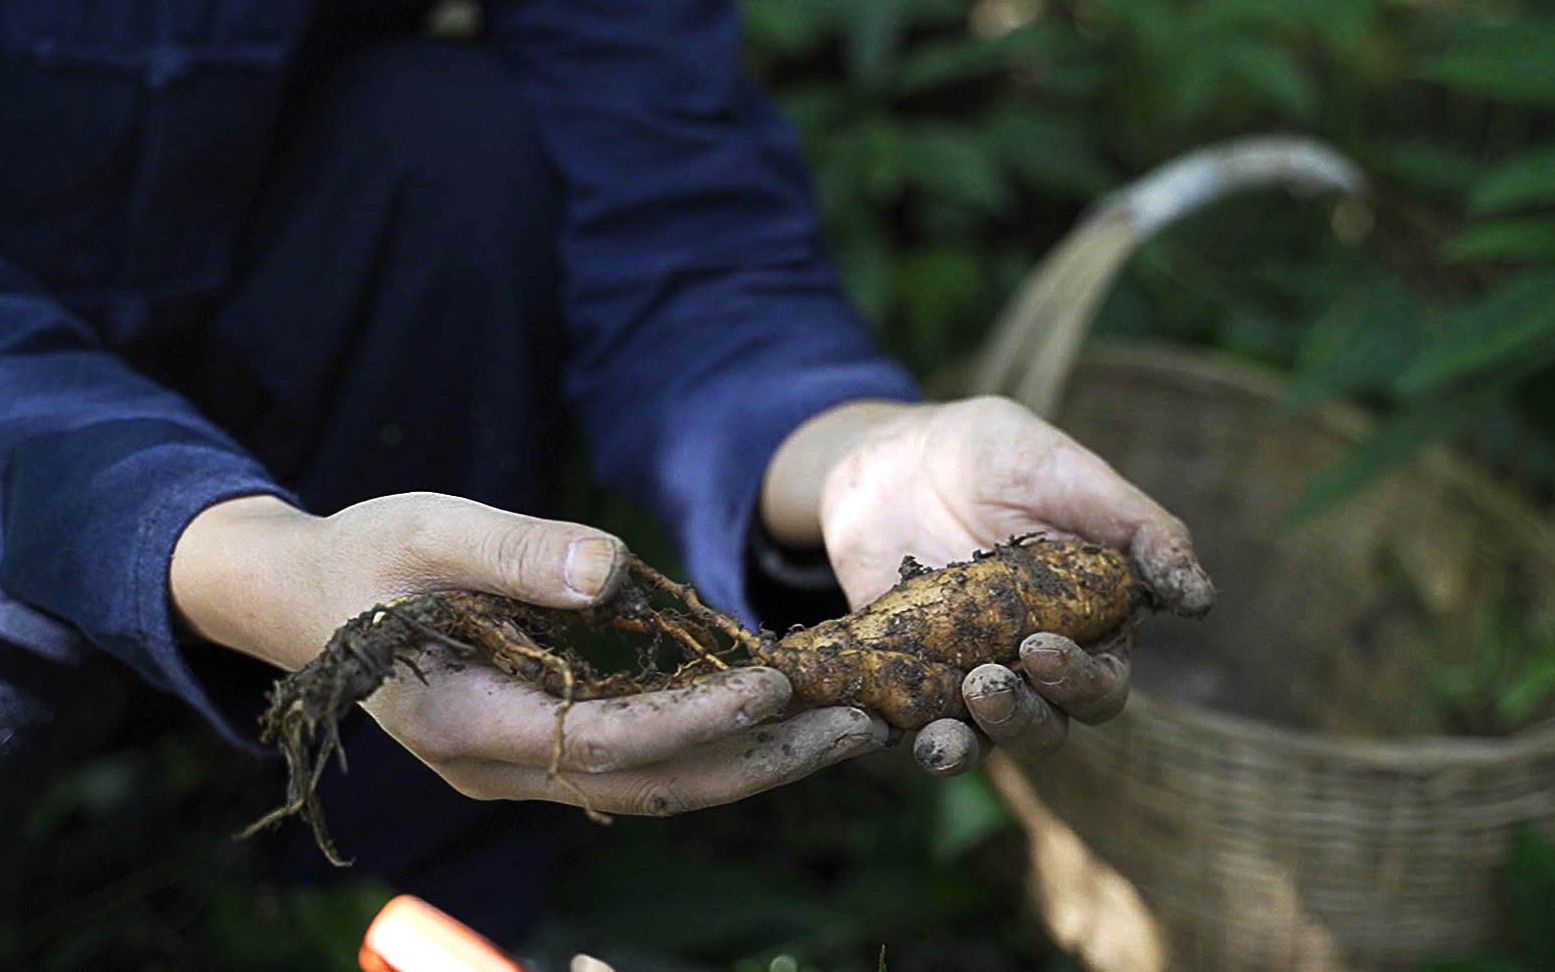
[562,532,628,603]
[962,663,1023,718]
[706,666,792,726]
[779,706,884,766]
[1130,521,1216,617]
[913,719,980,777]
[1019,631,1079,657]
[835,706,888,751]
[1177,564,1217,617]
[1017,632,1077,681]
[727,665,794,704]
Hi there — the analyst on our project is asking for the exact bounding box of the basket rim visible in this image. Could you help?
[1069,340,1555,766]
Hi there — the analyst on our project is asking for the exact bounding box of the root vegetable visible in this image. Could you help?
[247,535,1160,862]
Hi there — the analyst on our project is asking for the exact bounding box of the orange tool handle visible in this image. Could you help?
[359,894,533,972]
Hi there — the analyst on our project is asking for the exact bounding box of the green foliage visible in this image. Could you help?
[1,730,393,971]
[1422,826,1555,971]
[930,772,1011,862]
[539,765,1037,971]
[1430,588,1555,735]
[741,0,1555,518]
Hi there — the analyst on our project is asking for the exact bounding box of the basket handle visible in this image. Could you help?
[968,135,1367,419]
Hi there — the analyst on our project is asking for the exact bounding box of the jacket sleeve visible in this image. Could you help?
[486,0,920,623]
[0,258,292,738]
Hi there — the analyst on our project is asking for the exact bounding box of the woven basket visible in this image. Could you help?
[953,138,1555,970]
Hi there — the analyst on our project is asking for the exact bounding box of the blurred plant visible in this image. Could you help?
[741,0,1555,513]
[1422,825,1555,972]
[1,729,392,971]
[540,767,1029,972]
[1431,587,1555,735]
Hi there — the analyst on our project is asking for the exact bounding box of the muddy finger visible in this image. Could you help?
[1130,519,1215,617]
[963,663,1068,762]
[912,718,983,778]
[1017,632,1130,724]
[465,666,793,772]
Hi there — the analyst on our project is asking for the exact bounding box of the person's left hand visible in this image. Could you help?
[760,396,1215,776]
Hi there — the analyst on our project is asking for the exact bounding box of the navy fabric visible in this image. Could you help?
[0,4,921,939]
[0,0,918,754]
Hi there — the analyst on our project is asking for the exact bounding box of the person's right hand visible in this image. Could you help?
[170,492,886,815]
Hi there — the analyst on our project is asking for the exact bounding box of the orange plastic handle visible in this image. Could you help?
[359,894,530,972]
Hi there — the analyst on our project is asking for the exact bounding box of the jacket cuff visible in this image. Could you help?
[1,418,296,748]
[667,362,920,631]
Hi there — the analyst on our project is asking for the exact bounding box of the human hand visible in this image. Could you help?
[171,492,886,814]
[761,396,1214,775]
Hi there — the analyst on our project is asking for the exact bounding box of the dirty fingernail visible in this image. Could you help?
[913,732,951,770]
[715,669,791,726]
[1024,646,1063,672]
[913,720,977,776]
[714,666,790,695]
[970,687,1017,724]
[564,536,623,599]
[840,708,889,749]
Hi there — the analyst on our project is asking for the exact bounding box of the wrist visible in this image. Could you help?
[170,494,322,670]
[759,399,920,548]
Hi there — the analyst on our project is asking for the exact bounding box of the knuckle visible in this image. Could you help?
[631,780,693,817]
[570,737,621,775]
[395,501,450,566]
[1081,683,1130,725]
[481,524,550,591]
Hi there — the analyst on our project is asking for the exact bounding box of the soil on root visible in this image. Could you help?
[242,537,1141,864]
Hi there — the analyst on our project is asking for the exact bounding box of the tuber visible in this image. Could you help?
[246,535,1151,862]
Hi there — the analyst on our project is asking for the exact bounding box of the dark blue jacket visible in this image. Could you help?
[0,0,917,743]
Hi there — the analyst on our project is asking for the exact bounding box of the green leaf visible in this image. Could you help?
[897,35,1011,95]
[774,83,851,139]
[834,235,897,328]
[741,0,835,60]
[1285,383,1505,523]
[1471,143,1555,214]
[1417,23,1555,108]
[1507,825,1555,967]
[901,0,966,29]
[1282,280,1427,414]
[1297,0,1382,56]
[931,773,1011,863]
[1443,219,1555,265]
[976,107,1115,198]
[1397,273,1555,395]
[1370,139,1488,197]
[844,0,906,91]
[1169,48,1231,125]
[1224,41,1319,119]
[896,244,986,368]
[900,124,1011,213]
[818,113,913,205]
[1497,650,1555,728]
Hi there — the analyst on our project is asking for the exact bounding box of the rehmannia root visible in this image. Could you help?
[245,536,1145,863]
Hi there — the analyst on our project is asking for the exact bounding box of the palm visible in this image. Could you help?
[821,397,1181,610]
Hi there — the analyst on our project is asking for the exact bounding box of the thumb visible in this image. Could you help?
[403,495,627,609]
